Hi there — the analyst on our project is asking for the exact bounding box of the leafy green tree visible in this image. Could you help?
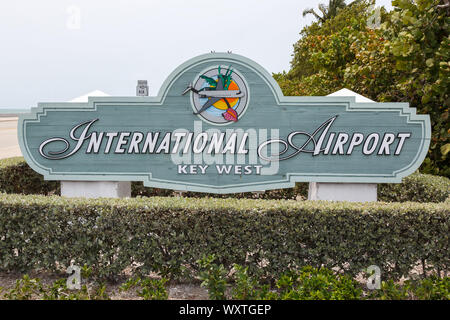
[276,0,449,176]
[383,0,449,176]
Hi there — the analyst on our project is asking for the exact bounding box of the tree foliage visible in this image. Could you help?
[275,0,449,176]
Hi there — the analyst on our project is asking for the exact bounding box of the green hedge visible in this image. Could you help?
[0,157,59,195]
[378,173,450,203]
[1,157,449,202]
[0,193,448,281]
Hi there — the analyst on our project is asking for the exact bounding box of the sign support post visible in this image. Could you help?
[308,182,377,202]
[61,180,131,198]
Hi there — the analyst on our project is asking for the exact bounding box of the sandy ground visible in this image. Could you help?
[0,117,22,159]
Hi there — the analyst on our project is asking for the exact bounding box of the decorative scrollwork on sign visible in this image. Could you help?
[39,119,98,160]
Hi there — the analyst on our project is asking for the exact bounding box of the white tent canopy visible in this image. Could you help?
[327,88,375,103]
[69,90,110,103]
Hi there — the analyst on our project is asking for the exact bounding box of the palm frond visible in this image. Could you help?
[302,8,324,22]
[200,75,217,87]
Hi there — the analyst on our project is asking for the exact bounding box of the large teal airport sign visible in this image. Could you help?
[18,53,430,193]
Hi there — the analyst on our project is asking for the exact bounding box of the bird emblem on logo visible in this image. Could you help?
[182,65,248,124]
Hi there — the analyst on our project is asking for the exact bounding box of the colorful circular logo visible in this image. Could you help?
[183,66,249,125]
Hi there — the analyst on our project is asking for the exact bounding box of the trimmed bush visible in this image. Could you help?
[0,193,448,281]
[1,157,448,202]
[378,172,450,203]
[0,157,59,195]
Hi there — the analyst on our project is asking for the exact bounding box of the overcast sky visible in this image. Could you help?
[0,0,393,109]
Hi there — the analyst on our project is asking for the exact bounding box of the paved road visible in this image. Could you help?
[0,117,22,159]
